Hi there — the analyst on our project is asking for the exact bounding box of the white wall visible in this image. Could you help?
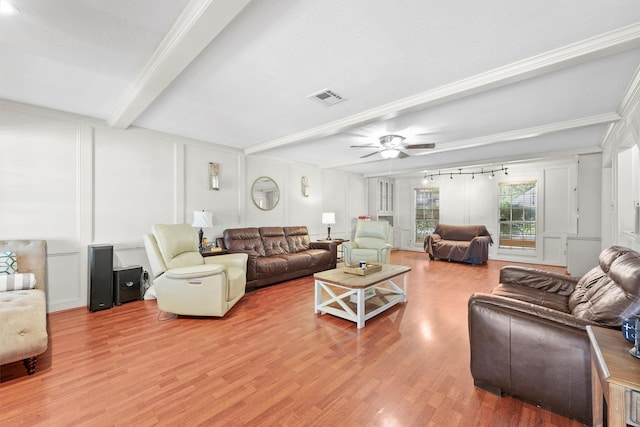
[602,69,640,252]
[0,100,365,312]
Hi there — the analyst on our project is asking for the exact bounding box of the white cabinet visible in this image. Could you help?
[379,179,394,213]
[368,178,395,215]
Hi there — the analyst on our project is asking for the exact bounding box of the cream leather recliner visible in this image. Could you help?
[343,220,393,266]
[143,224,248,317]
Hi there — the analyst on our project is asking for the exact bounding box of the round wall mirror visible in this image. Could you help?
[251,176,280,211]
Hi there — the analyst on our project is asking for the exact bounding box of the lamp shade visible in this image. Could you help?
[192,211,213,228]
[321,212,336,225]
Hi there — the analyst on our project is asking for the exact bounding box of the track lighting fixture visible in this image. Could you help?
[421,165,509,181]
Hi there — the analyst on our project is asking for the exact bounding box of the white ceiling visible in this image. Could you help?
[2,0,640,177]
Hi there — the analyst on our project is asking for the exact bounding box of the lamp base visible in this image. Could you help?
[326,225,332,240]
[198,227,204,252]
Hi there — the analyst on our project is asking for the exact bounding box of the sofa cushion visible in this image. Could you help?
[260,227,290,257]
[284,226,311,252]
[0,288,48,365]
[0,273,36,292]
[256,256,289,279]
[224,227,266,257]
[279,253,312,271]
[0,251,18,275]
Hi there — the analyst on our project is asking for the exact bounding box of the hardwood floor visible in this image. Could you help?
[0,251,586,426]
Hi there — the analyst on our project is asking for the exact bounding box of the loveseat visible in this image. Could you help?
[0,240,48,375]
[218,226,337,289]
[424,224,492,265]
[468,245,640,424]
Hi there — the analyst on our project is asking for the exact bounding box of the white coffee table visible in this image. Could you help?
[314,264,411,328]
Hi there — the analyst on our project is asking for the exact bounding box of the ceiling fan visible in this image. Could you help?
[350,134,435,159]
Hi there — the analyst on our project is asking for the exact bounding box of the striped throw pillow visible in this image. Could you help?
[0,273,36,292]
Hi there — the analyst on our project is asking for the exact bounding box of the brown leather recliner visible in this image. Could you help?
[468,246,640,425]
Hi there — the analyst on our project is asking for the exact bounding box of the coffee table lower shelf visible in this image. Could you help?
[314,264,410,329]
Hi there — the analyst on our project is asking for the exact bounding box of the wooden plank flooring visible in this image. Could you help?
[0,251,587,426]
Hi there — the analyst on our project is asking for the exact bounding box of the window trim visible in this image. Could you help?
[497,180,538,252]
[414,186,440,245]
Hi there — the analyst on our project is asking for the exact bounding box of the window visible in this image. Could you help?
[499,181,537,250]
[415,187,439,243]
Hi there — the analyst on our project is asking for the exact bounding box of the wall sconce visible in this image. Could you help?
[301,176,310,197]
[209,162,219,191]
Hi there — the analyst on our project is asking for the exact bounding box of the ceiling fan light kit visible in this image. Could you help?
[351,134,436,159]
[380,148,400,159]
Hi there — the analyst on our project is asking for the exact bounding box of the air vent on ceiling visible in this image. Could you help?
[307,89,346,107]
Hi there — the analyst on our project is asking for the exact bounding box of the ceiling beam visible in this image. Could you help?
[245,22,640,155]
[107,0,250,129]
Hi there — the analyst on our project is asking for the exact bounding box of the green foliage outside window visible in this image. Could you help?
[499,181,537,249]
[415,188,439,243]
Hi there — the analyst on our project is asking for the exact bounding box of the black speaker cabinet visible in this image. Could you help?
[113,265,142,305]
[88,244,113,312]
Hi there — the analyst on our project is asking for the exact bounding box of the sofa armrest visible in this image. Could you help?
[226,250,259,281]
[342,241,358,265]
[469,292,591,329]
[423,233,441,252]
[310,241,333,250]
[499,266,579,296]
[470,235,493,246]
[468,291,594,424]
[204,253,248,271]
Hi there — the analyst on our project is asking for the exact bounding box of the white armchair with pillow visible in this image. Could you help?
[143,224,248,317]
[343,220,393,266]
[0,240,48,375]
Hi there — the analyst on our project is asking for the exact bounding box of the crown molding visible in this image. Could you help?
[245,22,640,155]
[107,0,250,129]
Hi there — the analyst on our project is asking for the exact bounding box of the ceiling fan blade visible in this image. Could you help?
[350,145,379,148]
[397,151,410,159]
[405,143,436,149]
[360,151,380,158]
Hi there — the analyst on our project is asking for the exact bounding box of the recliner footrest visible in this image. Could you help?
[165,264,225,280]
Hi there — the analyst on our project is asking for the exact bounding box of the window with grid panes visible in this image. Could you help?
[498,181,537,250]
[415,187,439,243]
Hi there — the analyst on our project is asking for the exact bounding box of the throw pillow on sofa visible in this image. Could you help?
[0,273,36,292]
[0,251,18,274]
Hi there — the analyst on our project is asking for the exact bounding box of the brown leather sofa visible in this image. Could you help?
[218,226,336,289]
[424,224,492,265]
[468,245,640,424]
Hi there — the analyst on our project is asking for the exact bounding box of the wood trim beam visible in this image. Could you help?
[107,0,251,129]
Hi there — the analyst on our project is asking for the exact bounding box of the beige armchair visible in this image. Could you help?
[143,224,248,317]
[0,240,48,375]
[343,220,392,265]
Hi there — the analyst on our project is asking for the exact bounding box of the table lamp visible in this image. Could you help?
[192,210,213,251]
[322,212,335,240]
